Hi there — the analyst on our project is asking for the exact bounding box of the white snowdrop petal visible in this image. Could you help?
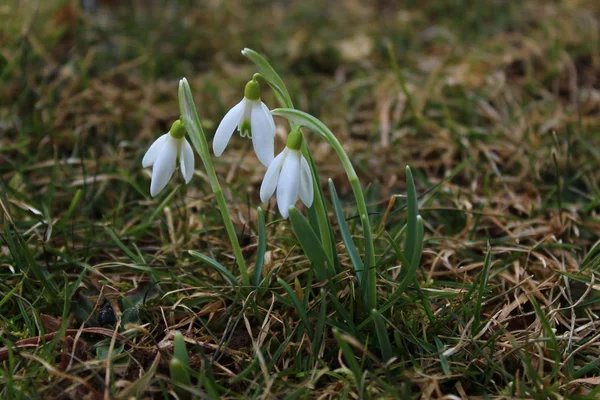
[213,99,245,156]
[276,150,300,219]
[251,101,275,166]
[180,138,195,183]
[260,101,276,136]
[150,137,178,197]
[299,155,314,208]
[260,150,287,203]
[142,133,169,168]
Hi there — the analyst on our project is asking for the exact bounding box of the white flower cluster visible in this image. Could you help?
[143,78,314,219]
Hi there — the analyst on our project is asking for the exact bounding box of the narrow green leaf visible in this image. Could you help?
[188,250,239,286]
[361,212,376,310]
[302,142,338,272]
[253,207,266,287]
[63,188,82,221]
[149,185,179,222]
[178,78,206,159]
[530,296,560,379]
[333,329,364,395]
[572,356,600,378]
[117,353,161,399]
[97,341,125,360]
[329,180,364,285]
[404,166,418,265]
[170,332,192,400]
[277,277,313,338]
[386,42,418,120]
[371,309,393,362]
[4,221,61,305]
[169,359,191,388]
[391,216,424,299]
[581,239,600,271]
[288,207,333,282]
[473,243,492,334]
[409,216,425,271]
[328,291,359,336]
[434,336,451,376]
[173,331,190,367]
[104,227,144,264]
[0,282,20,310]
[382,230,410,267]
[312,289,328,355]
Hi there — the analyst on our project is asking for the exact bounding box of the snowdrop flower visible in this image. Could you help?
[142,119,194,197]
[260,129,314,219]
[213,79,275,166]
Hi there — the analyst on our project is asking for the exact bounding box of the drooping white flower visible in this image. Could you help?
[142,119,194,197]
[260,129,313,219]
[213,79,275,166]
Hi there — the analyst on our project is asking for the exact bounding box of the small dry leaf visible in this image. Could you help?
[40,313,62,332]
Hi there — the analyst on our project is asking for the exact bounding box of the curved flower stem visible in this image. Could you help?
[178,78,250,288]
[242,49,336,265]
[242,49,376,308]
[271,108,377,309]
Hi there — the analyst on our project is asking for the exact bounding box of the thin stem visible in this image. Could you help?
[271,108,377,308]
[178,79,251,288]
[242,50,334,264]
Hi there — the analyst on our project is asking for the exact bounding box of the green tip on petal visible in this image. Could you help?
[169,119,186,139]
[286,128,303,150]
[240,120,252,138]
[244,79,261,101]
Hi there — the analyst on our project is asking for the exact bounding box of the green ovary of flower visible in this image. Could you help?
[169,119,186,139]
[244,79,260,100]
[286,128,303,150]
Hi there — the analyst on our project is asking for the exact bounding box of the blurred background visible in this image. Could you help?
[2,0,600,397]
[2,0,600,293]
[2,0,600,207]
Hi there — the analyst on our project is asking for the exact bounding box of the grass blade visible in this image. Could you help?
[312,289,328,356]
[104,226,144,264]
[333,329,364,395]
[329,179,364,284]
[148,185,179,222]
[288,207,334,282]
[277,277,313,338]
[189,250,239,286]
[391,216,424,299]
[170,331,192,400]
[404,166,418,265]
[303,143,339,272]
[472,243,492,335]
[433,336,451,376]
[118,353,161,399]
[371,309,393,362]
[253,207,267,287]
[4,219,61,306]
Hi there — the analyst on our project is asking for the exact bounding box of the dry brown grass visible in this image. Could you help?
[1,0,600,398]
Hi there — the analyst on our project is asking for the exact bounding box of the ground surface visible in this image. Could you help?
[1,0,600,399]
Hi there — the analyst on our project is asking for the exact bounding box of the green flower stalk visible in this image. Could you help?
[178,78,251,288]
